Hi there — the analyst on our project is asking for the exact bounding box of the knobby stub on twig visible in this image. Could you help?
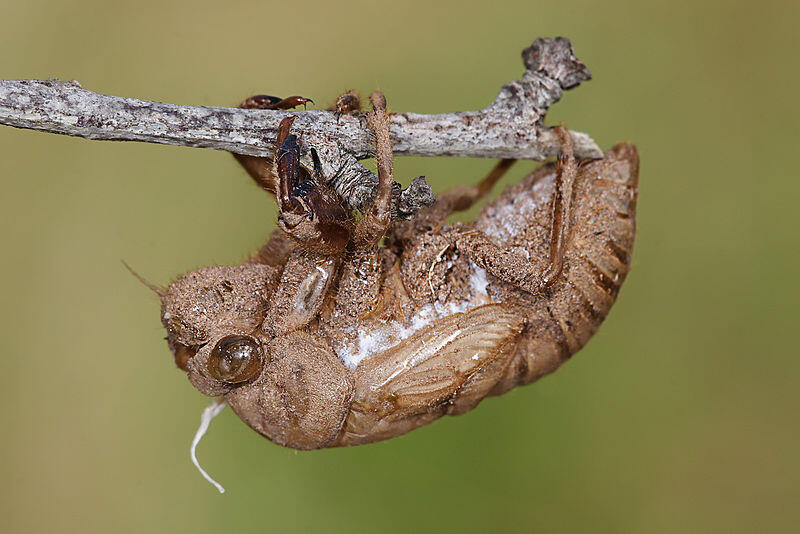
[0,37,600,218]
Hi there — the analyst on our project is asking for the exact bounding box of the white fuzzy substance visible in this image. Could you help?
[480,178,552,241]
[190,399,227,494]
[468,260,490,299]
[337,263,493,370]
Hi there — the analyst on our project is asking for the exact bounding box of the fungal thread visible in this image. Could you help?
[190,398,227,494]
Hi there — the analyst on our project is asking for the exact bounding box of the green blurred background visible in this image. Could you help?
[1,1,797,532]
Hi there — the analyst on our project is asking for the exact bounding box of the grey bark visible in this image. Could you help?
[0,37,600,216]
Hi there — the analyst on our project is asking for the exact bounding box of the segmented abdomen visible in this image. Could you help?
[475,143,639,390]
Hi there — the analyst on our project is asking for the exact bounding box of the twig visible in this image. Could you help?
[0,37,600,217]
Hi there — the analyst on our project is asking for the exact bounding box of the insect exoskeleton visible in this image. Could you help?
[159,90,637,452]
[160,136,638,450]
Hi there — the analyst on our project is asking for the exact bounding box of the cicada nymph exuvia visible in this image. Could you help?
[156,91,637,491]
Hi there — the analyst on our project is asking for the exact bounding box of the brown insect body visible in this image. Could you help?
[160,93,638,450]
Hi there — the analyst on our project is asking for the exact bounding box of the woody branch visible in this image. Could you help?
[0,37,600,217]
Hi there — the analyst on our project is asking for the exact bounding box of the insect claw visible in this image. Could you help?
[276,116,296,149]
[241,95,314,111]
[278,96,313,110]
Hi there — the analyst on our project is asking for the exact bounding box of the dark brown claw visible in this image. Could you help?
[275,116,296,156]
[240,94,314,110]
[274,117,353,255]
[277,96,314,110]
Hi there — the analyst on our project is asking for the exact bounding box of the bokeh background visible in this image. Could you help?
[1,1,797,532]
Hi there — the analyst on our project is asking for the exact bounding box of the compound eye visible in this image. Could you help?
[207,335,263,384]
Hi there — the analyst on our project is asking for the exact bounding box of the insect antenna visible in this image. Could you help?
[121,260,166,298]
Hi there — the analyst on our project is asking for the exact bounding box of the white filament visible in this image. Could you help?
[190,398,227,494]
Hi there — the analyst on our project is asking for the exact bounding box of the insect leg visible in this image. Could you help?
[273,117,354,255]
[328,91,362,120]
[320,248,384,347]
[262,249,339,336]
[246,228,296,267]
[540,126,578,288]
[353,92,394,249]
[239,94,314,110]
[443,158,517,212]
[275,117,304,214]
[232,152,277,193]
[449,227,548,294]
[409,159,517,234]
[448,126,578,294]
